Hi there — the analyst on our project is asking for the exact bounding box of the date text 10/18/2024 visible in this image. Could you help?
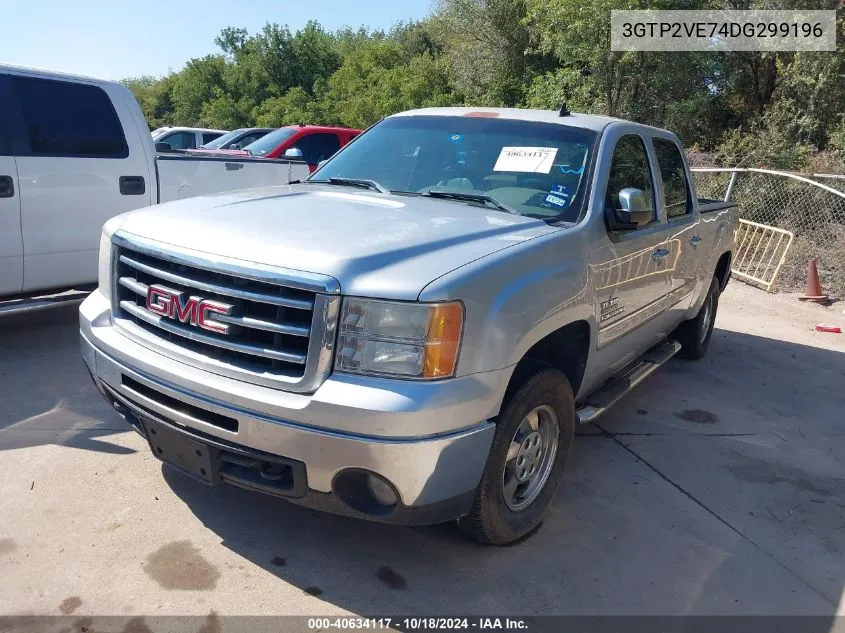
[307,617,529,630]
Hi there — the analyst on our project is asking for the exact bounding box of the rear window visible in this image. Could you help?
[11,76,128,158]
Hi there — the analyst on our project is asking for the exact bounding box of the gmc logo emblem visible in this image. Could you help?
[146,284,233,335]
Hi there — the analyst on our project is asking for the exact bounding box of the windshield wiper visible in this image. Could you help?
[312,177,390,194]
[421,190,520,215]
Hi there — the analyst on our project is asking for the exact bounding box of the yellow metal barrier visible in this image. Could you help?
[732,219,794,292]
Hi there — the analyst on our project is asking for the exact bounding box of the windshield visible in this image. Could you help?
[201,129,246,149]
[311,115,596,221]
[244,127,298,156]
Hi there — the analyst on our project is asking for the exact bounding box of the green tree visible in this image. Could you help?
[433,0,547,106]
[323,41,456,128]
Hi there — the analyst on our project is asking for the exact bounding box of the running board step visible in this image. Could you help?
[0,289,91,317]
[576,339,682,424]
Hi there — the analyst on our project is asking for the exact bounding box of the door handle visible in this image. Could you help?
[0,175,14,198]
[651,248,670,262]
[119,176,145,195]
[689,235,702,247]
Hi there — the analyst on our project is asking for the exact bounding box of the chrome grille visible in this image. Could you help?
[111,235,340,392]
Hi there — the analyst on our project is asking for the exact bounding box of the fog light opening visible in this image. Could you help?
[367,474,398,507]
[333,470,400,516]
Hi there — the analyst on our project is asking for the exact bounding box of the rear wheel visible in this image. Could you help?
[674,275,720,360]
[458,369,575,545]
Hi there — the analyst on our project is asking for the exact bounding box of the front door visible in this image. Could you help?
[592,133,675,369]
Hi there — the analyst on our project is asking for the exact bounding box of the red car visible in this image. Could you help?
[227,125,361,172]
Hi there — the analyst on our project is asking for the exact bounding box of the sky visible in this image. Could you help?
[1,0,434,81]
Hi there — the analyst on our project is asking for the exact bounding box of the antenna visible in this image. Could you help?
[558,103,570,117]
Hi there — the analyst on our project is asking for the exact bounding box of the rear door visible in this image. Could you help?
[652,136,700,319]
[0,75,22,296]
[592,132,675,362]
[8,74,153,292]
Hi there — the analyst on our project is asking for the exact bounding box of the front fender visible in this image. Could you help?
[419,230,594,377]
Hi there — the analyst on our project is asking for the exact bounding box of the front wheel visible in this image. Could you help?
[458,369,575,545]
[674,275,720,360]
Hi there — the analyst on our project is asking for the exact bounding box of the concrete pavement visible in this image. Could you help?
[1,283,843,618]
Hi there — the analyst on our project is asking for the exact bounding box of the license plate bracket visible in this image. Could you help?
[142,417,216,485]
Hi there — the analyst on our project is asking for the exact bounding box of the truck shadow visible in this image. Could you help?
[163,326,845,618]
[0,305,132,454]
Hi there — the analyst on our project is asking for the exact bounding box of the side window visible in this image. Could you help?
[202,132,222,145]
[293,133,340,164]
[605,135,655,215]
[653,138,691,218]
[162,132,195,150]
[11,76,127,158]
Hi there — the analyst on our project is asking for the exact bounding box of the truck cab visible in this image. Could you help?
[79,107,736,545]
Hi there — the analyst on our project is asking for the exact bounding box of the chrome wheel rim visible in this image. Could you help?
[700,293,713,344]
[502,405,560,511]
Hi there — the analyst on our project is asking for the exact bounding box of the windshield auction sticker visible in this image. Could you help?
[611,10,836,51]
[494,147,558,174]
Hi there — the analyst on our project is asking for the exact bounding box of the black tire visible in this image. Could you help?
[458,368,575,545]
[674,275,720,360]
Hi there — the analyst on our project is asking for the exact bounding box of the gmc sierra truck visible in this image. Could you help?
[0,64,308,315]
[79,107,737,545]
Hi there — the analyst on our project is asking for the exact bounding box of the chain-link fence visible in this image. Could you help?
[692,168,845,296]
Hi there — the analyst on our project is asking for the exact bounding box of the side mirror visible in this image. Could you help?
[284,147,304,159]
[605,187,654,231]
[155,142,171,152]
[228,143,241,150]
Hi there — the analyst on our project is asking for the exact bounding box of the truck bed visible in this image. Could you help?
[698,198,736,214]
[156,154,310,203]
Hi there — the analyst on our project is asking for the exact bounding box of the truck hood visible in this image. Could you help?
[116,184,558,299]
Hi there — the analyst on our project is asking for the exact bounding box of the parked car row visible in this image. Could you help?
[151,126,228,150]
[152,125,362,173]
[199,125,362,172]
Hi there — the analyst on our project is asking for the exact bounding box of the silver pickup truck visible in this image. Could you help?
[79,107,737,545]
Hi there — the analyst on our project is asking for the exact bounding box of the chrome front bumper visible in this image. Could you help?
[80,291,503,523]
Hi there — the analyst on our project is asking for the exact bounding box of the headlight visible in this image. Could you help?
[97,230,113,302]
[335,299,464,379]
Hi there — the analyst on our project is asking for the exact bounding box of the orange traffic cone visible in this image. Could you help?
[799,260,828,304]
